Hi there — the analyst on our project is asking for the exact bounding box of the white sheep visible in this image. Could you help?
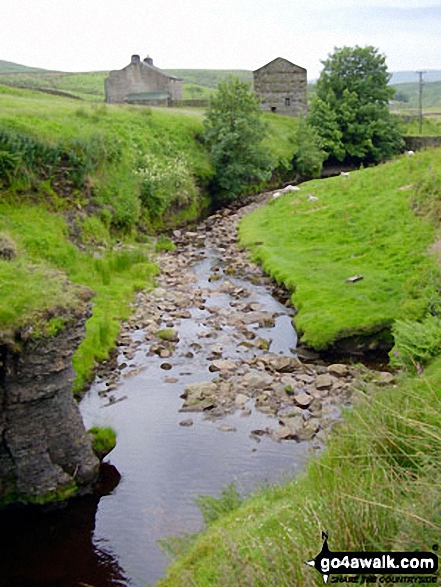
[341,171,350,178]
[272,192,282,199]
[307,194,318,201]
[406,150,415,157]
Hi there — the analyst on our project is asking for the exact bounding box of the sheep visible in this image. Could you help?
[406,150,415,157]
[283,185,300,192]
[307,194,318,202]
[341,171,350,178]
[272,192,282,199]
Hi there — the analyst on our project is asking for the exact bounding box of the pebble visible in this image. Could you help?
[95,190,388,444]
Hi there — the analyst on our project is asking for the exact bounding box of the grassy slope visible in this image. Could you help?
[160,359,441,587]
[0,202,158,391]
[0,60,51,74]
[239,150,441,349]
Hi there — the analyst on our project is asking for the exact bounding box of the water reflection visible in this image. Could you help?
[0,464,127,587]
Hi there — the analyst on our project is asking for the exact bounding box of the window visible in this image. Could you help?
[285,97,291,107]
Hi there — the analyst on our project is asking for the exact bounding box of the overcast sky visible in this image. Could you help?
[3,1,441,79]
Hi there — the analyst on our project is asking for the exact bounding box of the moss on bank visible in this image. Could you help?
[88,427,117,460]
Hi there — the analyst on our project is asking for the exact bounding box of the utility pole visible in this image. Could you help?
[416,71,425,134]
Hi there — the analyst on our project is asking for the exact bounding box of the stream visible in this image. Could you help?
[0,192,380,587]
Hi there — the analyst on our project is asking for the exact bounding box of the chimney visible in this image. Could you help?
[144,56,153,66]
[131,54,140,65]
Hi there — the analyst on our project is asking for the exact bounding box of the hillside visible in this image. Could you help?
[392,80,441,110]
[5,59,441,107]
[164,69,253,88]
[0,59,51,74]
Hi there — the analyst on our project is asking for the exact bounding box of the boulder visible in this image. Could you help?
[209,360,236,373]
[260,354,303,373]
[327,364,349,377]
[293,392,313,409]
[315,373,334,389]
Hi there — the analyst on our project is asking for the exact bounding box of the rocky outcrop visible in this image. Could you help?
[0,310,99,505]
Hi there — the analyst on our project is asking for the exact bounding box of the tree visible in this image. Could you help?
[203,76,273,203]
[308,46,404,164]
[291,116,326,179]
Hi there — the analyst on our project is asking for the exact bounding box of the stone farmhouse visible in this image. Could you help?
[105,55,182,106]
[253,57,307,116]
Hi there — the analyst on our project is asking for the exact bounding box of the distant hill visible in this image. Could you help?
[164,69,253,88]
[389,70,441,85]
[0,59,52,74]
[391,80,441,109]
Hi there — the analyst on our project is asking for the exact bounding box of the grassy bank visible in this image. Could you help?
[159,359,441,586]
[239,149,441,349]
[0,202,158,392]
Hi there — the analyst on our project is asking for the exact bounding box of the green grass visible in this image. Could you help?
[0,202,158,391]
[398,114,441,136]
[0,68,253,103]
[159,359,441,586]
[88,426,117,459]
[239,149,441,349]
[0,59,51,74]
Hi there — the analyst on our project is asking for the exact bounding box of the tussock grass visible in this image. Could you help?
[159,361,441,586]
[239,149,441,349]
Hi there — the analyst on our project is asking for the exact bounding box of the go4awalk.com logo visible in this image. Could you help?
[306,533,439,584]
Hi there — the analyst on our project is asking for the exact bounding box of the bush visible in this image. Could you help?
[138,154,197,221]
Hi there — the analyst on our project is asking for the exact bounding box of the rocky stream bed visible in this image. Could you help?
[96,191,395,447]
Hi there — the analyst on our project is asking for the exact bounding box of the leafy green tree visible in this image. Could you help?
[203,76,273,203]
[309,46,403,163]
[291,117,326,178]
[307,98,345,161]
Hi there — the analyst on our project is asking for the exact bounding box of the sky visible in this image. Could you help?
[3,1,441,79]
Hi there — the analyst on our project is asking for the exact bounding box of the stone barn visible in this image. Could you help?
[105,55,182,106]
[253,57,307,116]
